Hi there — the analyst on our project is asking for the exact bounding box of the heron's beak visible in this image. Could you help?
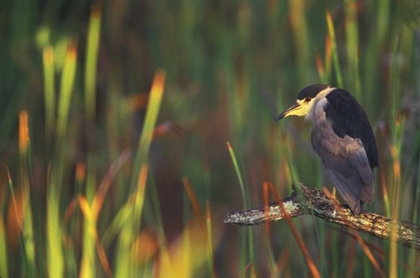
[275,102,301,121]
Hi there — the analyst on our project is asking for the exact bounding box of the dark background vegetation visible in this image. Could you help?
[1,0,420,277]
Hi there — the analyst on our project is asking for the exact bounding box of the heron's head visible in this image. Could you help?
[275,84,335,121]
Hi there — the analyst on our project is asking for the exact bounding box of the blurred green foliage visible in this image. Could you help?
[1,0,420,277]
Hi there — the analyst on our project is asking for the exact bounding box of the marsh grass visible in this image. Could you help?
[1,1,420,277]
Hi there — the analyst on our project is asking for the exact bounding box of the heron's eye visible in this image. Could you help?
[304,97,311,102]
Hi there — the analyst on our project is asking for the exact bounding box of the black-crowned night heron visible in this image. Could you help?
[275,84,378,214]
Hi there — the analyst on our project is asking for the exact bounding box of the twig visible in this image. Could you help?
[224,181,420,251]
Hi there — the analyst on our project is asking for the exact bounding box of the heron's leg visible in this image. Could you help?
[329,187,341,211]
[332,187,336,198]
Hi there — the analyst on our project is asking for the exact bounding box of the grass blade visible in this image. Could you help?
[326,9,343,87]
[42,46,55,139]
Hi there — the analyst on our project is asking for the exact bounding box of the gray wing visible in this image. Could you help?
[311,124,374,213]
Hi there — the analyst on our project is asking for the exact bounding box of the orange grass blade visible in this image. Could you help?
[239,263,257,278]
[182,177,218,277]
[63,198,77,225]
[330,224,419,275]
[262,182,278,277]
[267,182,320,278]
[92,151,131,217]
[263,182,271,237]
[19,111,29,154]
[18,110,36,268]
[315,53,326,83]
[6,170,25,249]
[182,177,205,228]
[95,229,112,278]
[183,177,215,274]
[350,230,385,277]
[322,187,385,276]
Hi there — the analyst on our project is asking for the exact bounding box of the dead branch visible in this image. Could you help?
[224,181,420,251]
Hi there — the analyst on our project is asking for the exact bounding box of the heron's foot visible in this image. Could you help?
[323,187,340,209]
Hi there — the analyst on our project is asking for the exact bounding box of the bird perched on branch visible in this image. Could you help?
[275,84,378,214]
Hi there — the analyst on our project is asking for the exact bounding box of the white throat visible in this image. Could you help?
[304,87,336,125]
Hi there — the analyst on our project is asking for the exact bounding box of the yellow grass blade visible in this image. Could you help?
[42,46,55,138]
